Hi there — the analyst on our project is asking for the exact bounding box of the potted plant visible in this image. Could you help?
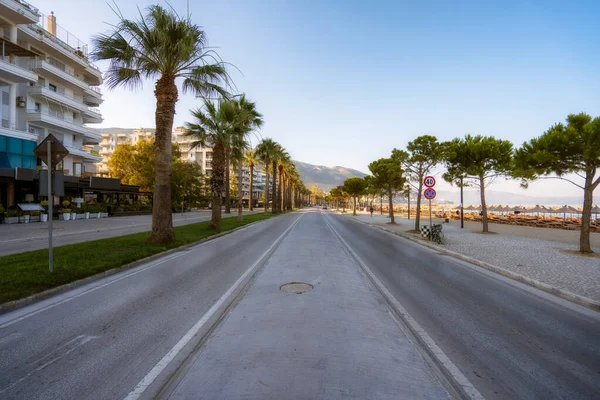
[76,204,87,220]
[40,200,49,222]
[99,203,109,218]
[19,211,31,224]
[61,208,71,220]
[30,210,41,222]
[6,209,19,224]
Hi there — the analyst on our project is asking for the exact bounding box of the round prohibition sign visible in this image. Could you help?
[424,175,436,187]
[423,188,436,200]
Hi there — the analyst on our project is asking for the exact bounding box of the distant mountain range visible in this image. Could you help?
[293,160,366,192]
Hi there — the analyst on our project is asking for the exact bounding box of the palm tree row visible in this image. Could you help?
[93,4,307,241]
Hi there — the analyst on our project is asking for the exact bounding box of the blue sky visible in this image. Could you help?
[45,0,599,198]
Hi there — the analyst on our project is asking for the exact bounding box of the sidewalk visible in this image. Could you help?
[348,211,600,302]
[167,212,449,399]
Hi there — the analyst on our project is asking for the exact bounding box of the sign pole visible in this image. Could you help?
[47,138,53,272]
[429,199,432,241]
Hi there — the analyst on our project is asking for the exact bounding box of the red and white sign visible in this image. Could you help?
[423,187,436,200]
[424,176,436,187]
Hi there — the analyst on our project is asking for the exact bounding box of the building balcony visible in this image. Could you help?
[0,121,37,141]
[31,58,89,91]
[25,109,101,143]
[0,55,38,83]
[82,106,102,123]
[20,17,103,85]
[26,83,89,112]
[83,86,103,105]
[0,0,40,24]
[65,145,101,162]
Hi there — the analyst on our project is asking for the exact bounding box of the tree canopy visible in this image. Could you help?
[368,158,406,223]
[514,112,600,252]
[343,177,366,215]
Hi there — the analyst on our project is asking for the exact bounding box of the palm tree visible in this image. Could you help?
[92,5,230,244]
[185,99,239,230]
[244,149,259,211]
[230,96,263,222]
[255,138,280,214]
[276,151,291,212]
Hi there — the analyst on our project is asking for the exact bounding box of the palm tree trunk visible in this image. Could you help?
[210,139,225,230]
[278,167,283,212]
[237,162,243,222]
[264,161,269,215]
[148,75,177,244]
[224,149,231,214]
[272,160,278,214]
[249,163,254,211]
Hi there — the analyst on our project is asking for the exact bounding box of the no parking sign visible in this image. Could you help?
[424,188,436,200]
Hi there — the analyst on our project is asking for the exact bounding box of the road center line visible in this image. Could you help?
[123,213,303,400]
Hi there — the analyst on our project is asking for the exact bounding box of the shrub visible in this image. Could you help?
[62,200,70,208]
[0,205,4,214]
[62,208,71,214]
[30,210,41,216]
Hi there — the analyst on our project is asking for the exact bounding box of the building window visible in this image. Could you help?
[1,92,8,106]
[35,102,41,112]
[49,83,57,92]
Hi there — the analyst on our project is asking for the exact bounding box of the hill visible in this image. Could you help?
[293,160,367,192]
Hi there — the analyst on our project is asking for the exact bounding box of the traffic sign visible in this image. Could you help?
[424,175,436,188]
[423,188,436,200]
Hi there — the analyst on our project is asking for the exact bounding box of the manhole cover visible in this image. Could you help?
[280,282,314,294]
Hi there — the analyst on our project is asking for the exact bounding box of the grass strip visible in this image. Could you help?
[0,213,273,304]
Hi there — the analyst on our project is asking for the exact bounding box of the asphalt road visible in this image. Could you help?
[1,209,598,399]
[325,212,600,400]
[0,211,298,400]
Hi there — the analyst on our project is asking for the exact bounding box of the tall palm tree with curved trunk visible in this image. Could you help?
[244,149,260,211]
[255,138,280,215]
[185,99,239,230]
[92,5,231,244]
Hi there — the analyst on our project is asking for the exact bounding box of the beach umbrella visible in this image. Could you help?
[464,205,475,211]
[591,205,600,220]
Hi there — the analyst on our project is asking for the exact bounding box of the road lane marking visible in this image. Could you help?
[0,334,97,395]
[0,214,287,329]
[123,213,304,400]
[322,213,484,400]
[0,332,21,346]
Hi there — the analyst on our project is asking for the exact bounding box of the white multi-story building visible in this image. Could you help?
[0,1,102,207]
[97,128,154,176]
[172,126,213,176]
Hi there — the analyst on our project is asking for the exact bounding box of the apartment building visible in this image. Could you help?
[96,125,267,205]
[0,0,103,207]
[97,128,154,176]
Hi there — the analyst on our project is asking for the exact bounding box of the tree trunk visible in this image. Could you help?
[148,74,177,244]
[248,163,254,211]
[380,195,383,215]
[224,149,231,214]
[480,175,488,233]
[209,139,225,230]
[264,161,269,215]
[353,196,357,215]
[237,162,243,222]
[272,160,278,214]
[414,179,423,231]
[407,193,411,220]
[278,165,283,212]
[388,189,395,223]
[580,173,594,253]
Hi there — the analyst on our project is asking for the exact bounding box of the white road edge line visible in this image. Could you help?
[322,213,484,400]
[123,213,304,400]
[0,214,279,329]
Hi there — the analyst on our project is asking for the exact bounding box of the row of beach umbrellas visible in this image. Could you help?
[453,204,600,216]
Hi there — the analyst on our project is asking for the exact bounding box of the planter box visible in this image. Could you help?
[41,214,48,222]
[100,212,109,218]
[61,213,71,221]
[6,217,19,224]
[85,212,90,219]
[19,215,31,223]
[76,213,86,220]
[71,213,77,221]
[30,215,40,223]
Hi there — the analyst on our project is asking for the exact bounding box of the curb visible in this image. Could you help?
[349,216,600,312]
[0,215,275,315]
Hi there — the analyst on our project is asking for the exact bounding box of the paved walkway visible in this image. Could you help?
[346,211,600,301]
[168,211,449,399]
[0,209,263,256]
